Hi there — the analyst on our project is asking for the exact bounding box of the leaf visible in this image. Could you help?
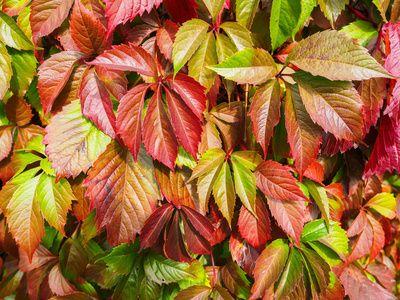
[197,165,224,212]
[383,23,400,76]
[267,197,305,247]
[163,0,198,24]
[143,251,194,284]
[89,44,158,77]
[285,84,322,179]
[5,96,32,126]
[84,141,160,246]
[364,193,396,219]
[95,66,127,101]
[5,175,43,260]
[317,0,348,28]
[188,31,217,91]
[2,0,30,17]
[286,30,395,81]
[341,20,378,47]
[238,196,271,248]
[249,79,281,157]
[294,71,363,142]
[236,0,260,29]
[366,214,385,262]
[301,219,329,242]
[139,203,174,250]
[48,263,76,295]
[156,20,178,62]
[36,174,75,235]
[270,0,301,51]
[181,214,212,255]
[165,212,192,262]
[172,18,210,75]
[105,0,162,38]
[101,241,140,275]
[49,292,96,300]
[275,247,303,300]
[17,6,32,42]
[215,31,237,63]
[165,87,202,159]
[0,126,13,161]
[303,179,330,229]
[255,160,309,202]
[202,0,225,22]
[79,67,117,139]
[0,11,35,50]
[249,239,289,300]
[293,0,317,38]
[0,270,24,298]
[213,160,236,226]
[8,47,38,96]
[142,86,179,170]
[208,48,278,85]
[213,285,234,300]
[30,0,74,44]
[44,100,111,181]
[174,285,212,300]
[0,42,12,99]
[231,158,257,215]
[219,22,253,51]
[70,0,107,55]
[59,238,88,280]
[38,51,85,116]
[373,0,389,22]
[347,213,373,263]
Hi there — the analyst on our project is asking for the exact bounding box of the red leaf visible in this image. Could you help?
[142,86,179,170]
[48,263,76,295]
[303,160,324,184]
[181,205,214,239]
[89,44,158,77]
[165,87,202,159]
[70,0,107,55]
[38,51,85,116]
[238,197,271,248]
[366,262,396,292]
[229,229,260,276]
[174,285,212,300]
[84,141,160,246]
[5,96,33,127]
[347,212,373,263]
[165,212,192,262]
[366,214,385,262]
[18,245,58,272]
[156,20,179,61]
[116,84,148,160]
[254,160,309,202]
[0,127,13,161]
[267,198,305,247]
[163,0,198,24]
[79,68,117,139]
[383,22,400,77]
[364,115,400,178]
[165,73,207,120]
[384,79,400,119]
[105,0,162,38]
[140,203,174,250]
[325,183,344,200]
[347,210,368,238]
[181,214,212,255]
[126,24,158,46]
[95,65,127,101]
[364,175,382,201]
[249,80,281,157]
[30,0,74,44]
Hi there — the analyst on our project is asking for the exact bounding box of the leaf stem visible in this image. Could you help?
[211,251,217,289]
[346,5,377,27]
[244,84,250,143]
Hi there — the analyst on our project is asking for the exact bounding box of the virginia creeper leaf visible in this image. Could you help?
[373,0,390,22]
[215,31,237,63]
[0,42,12,99]
[0,11,35,50]
[48,263,76,295]
[382,22,400,76]
[294,72,363,142]
[156,20,179,62]
[208,48,278,85]
[70,0,107,55]
[364,193,396,219]
[163,0,198,24]
[0,270,24,298]
[249,239,289,300]
[292,0,317,39]
[30,0,74,44]
[5,96,32,126]
[218,22,253,51]
[174,285,211,300]
[236,0,260,29]
[249,79,281,157]
[38,51,85,116]
[0,126,13,161]
[172,18,210,75]
[285,84,322,179]
[59,237,87,280]
[286,30,395,81]
[95,66,127,101]
[16,6,32,42]
[341,20,378,47]
[202,0,225,22]
[84,141,161,246]
[366,214,385,262]
[8,47,38,96]
[79,67,117,139]
[317,0,348,28]
[255,160,309,202]
[44,100,111,181]
[2,0,30,17]
[101,241,140,276]
[303,179,330,230]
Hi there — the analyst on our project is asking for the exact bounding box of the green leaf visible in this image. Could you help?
[215,31,237,62]
[0,11,35,50]
[174,285,212,300]
[373,0,389,22]
[275,247,303,300]
[0,41,12,99]
[202,0,225,22]
[250,239,289,300]
[364,192,396,219]
[317,0,348,28]
[286,30,395,81]
[293,0,317,39]
[231,158,257,215]
[143,252,194,284]
[176,146,197,169]
[308,241,342,266]
[81,209,98,244]
[188,31,217,91]
[59,237,88,281]
[236,0,260,29]
[293,72,363,142]
[197,163,223,212]
[36,174,75,235]
[219,22,253,51]
[318,221,348,258]
[0,270,24,298]
[113,268,139,300]
[208,48,278,85]
[8,47,37,96]
[230,151,263,171]
[270,0,301,51]
[173,18,210,75]
[189,148,226,181]
[213,160,236,226]
[101,240,140,276]
[340,20,378,47]
[303,179,330,231]
[17,6,32,42]
[12,151,42,177]
[40,158,55,176]
[301,219,329,242]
